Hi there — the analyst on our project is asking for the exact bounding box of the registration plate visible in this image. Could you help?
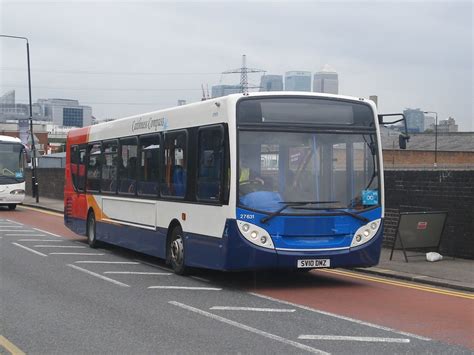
[297,259,330,268]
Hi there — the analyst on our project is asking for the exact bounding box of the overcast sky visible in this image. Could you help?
[1,0,472,130]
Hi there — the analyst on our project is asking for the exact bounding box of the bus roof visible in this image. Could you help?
[75,91,375,132]
[0,135,22,144]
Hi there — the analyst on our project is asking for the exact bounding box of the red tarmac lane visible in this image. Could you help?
[3,206,473,350]
[252,273,473,349]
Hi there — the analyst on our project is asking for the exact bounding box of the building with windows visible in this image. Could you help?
[313,64,339,95]
[37,98,92,127]
[285,71,312,91]
[403,108,425,133]
[211,85,241,98]
[436,117,458,133]
[0,91,92,127]
[0,90,44,122]
[259,75,284,91]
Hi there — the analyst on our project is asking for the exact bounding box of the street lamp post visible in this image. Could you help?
[424,111,438,167]
[0,34,39,202]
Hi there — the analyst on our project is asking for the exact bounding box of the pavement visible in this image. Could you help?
[21,195,474,293]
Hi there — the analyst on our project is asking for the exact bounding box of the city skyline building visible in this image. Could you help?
[285,71,312,91]
[0,90,44,122]
[404,108,425,133]
[313,64,339,94]
[211,84,241,98]
[259,75,284,91]
[436,117,458,133]
[0,90,92,127]
[37,98,92,127]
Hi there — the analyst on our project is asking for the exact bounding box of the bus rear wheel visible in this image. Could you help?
[87,212,99,248]
[8,204,17,210]
[169,226,188,275]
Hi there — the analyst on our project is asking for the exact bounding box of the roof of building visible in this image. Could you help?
[318,64,337,73]
[381,129,474,151]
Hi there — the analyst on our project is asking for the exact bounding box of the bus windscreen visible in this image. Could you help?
[238,97,375,126]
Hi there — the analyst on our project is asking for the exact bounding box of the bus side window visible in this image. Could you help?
[118,137,138,195]
[77,147,86,192]
[196,126,224,202]
[86,143,102,192]
[101,140,118,193]
[70,145,78,190]
[138,134,160,196]
[161,131,187,198]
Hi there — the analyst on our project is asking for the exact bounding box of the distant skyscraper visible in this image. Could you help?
[285,71,312,91]
[259,75,283,91]
[313,64,338,94]
[404,108,425,133]
[211,85,241,98]
[177,100,187,106]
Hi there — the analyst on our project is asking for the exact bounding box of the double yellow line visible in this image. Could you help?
[319,269,474,300]
[0,335,25,355]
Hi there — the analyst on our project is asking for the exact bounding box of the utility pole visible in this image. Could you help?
[0,34,39,202]
[222,54,265,94]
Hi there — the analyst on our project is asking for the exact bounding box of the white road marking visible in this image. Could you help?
[34,245,86,248]
[0,226,23,229]
[67,264,130,287]
[210,307,296,313]
[33,228,62,238]
[298,335,410,343]
[169,301,328,355]
[250,293,431,341]
[18,239,64,242]
[12,242,47,257]
[74,261,140,264]
[149,286,222,291]
[49,252,105,255]
[6,220,24,225]
[104,271,172,275]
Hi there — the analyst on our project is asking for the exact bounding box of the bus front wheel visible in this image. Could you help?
[8,204,16,210]
[87,212,99,248]
[169,226,188,275]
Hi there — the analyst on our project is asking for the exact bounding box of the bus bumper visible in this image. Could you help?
[216,219,384,271]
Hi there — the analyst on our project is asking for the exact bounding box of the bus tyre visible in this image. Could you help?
[8,204,17,210]
[87,212,99,248]
[169,226,188,275]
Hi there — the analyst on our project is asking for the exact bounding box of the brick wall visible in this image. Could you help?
[383,170,474,259]
[383,150,474,169]
[25,168,65,200]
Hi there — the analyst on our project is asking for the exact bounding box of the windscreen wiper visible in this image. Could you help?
[260,201,340,224]
[292,206,369,223]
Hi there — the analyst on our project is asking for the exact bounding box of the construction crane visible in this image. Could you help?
[222,54,265,95]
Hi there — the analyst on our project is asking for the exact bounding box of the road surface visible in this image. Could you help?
[1,205,472,354]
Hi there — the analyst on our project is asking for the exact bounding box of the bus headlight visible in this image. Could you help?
[10,189,25,195]
[237,220,274,250]
[351,219,381,248]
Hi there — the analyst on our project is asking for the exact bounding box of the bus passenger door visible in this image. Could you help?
[68,145,88,234]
